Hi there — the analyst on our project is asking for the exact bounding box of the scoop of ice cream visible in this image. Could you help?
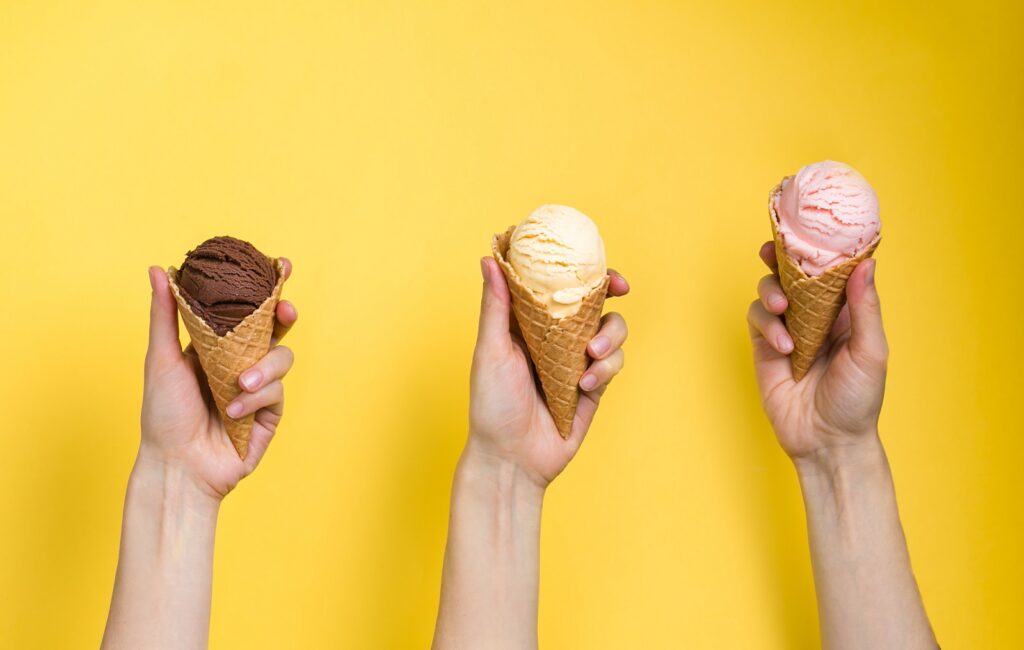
[177,236,277,336]
[507,204,607,318]
[774,161,881,276]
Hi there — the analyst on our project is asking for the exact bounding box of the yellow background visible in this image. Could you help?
[2,1,1021,647]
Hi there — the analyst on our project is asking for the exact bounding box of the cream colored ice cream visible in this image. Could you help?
[507,204,607,318]
[775,160,881,276]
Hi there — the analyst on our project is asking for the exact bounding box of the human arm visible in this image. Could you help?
[101,264,297,649]
[747,244,936,649]
[432,258,629,649]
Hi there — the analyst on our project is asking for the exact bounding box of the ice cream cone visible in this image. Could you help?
[769,182,880,380]
[493,227,609,438]
[166,259,286,459]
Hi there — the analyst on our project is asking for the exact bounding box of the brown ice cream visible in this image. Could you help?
[177,236,277,336]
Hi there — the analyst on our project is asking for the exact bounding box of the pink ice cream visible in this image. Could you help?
[774,161,881,276]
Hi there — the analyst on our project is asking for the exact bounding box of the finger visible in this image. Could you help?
[226,380,284,420]
[607,268,630,297]
[271,300,298,345]
[476,257,512,349]
[746,317,794,398]
[746,300,794,355]
[759,241,779,273]
[757,274,788,314]
[587,312,627,359]
[254,407,283,432]
[238,346,294,392]
[579,348,624,392]
[829,304,852,343]
[145,267,182,370]
[567,388,602,449]
[242,409,283,472]
[845,259,888,369]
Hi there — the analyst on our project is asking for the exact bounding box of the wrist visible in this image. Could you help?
[792,430,887,479]
[793,432,894,515]
[129,451,222,518]
[456,439,547,510]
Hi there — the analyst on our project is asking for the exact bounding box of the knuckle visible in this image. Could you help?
[877,340,890,363]
[747,300,761,322]
[760,275,779,294]
[608,349,625,372]
[855,339,888,371]
[604,313,627,339]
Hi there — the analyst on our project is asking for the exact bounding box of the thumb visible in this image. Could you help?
[845,259,888,369]
[476,257,512,351]
[145,267,182,370]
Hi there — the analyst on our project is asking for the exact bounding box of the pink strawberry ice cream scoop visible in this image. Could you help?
[774,161,881,276]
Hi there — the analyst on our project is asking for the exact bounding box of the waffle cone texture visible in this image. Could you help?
[769,182,880,381]
[166,259,287,459]
[493,227,609,438]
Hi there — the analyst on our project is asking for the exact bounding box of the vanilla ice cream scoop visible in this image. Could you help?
[775,161,881,276]
[507,204,607,318]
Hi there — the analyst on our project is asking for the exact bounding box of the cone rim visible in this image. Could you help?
[166,258,287,340]
[768,181,881,282]
[491,225,608,318]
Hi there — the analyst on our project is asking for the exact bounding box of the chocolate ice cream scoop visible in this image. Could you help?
[177,236,277,336]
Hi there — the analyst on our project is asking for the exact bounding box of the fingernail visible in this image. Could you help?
[241,370,262,390]
[590,335,610,356]
[865,259,876,286]
[769,294,785,309]
[226,401,244,418]
[777,334,793,353]
[480,258,489,283]
[580,373,598,391]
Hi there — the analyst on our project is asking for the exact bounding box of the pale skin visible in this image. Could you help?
[432,258,630,650]
[747,243,937,650]
[101,262,298,650]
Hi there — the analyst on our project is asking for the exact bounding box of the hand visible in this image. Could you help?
[139,261,297,500]
[467,257,630,488]
[747,242,887,463]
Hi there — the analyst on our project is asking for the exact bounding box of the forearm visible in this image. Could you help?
[102,455,221,650]
[796,434,936,650]
[433,444,545,650]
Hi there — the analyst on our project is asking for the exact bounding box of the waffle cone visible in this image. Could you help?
[166,259,286,459]
[769,182,880,380]
[492,227,609,438]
